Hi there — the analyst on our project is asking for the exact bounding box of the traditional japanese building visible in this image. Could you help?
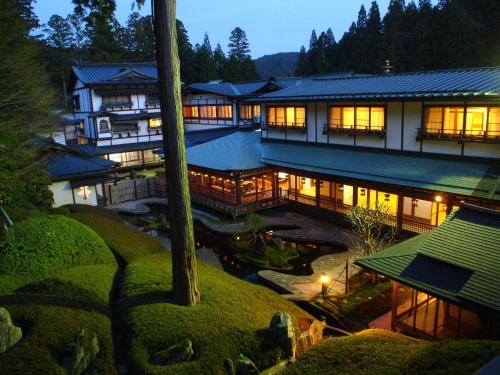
[356,203,500,340]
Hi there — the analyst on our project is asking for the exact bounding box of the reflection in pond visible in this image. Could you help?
[121,204,346,282]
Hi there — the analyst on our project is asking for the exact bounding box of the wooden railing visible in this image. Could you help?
[323,124,386,137]
[417,128,500,143]
[262,122,307,132]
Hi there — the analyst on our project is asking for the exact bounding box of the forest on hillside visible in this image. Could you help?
[38,0,500,105]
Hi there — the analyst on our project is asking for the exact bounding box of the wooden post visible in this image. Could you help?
[397,194,404,230]
[344,259,349,294]
[152,0,200,306]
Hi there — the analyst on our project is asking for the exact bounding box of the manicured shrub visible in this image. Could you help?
[16,264,117,306]
[0,215,116,279]
[71,213,165,264]
[64,204,121,221]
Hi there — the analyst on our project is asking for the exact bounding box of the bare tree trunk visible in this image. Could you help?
[152,0,200,306]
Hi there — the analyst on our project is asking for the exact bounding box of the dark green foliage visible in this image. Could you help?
[284,329,500,375]
[255,52,299,78]
[0,304,116,375]
[298,0,500,75]
[0,215,116,279]
[194,33,218,82]
[69,209,164,264]
[0,0,55,215]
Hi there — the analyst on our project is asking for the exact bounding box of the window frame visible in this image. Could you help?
[239,104,261,121]
[326,104,386,135]
[73,95,81,111]
[182,104,234,121]
[265,105,307,129]
[420,105,500,142]
[146,94,160,108]
[102,95,132,110]
[98,119,110,133]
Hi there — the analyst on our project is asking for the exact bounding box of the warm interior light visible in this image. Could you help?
[320,274,330,284]
[435,195,442,203]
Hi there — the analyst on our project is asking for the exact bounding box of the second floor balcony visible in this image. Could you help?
[417,128,500,143]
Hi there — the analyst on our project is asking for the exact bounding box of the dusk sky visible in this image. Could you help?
[34,0,404,58]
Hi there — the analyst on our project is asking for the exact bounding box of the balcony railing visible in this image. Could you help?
[101,103,132,111]
[417,128,500,143]
[323,124,386,137]
[262,122,307,132]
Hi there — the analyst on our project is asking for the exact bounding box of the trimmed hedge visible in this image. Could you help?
[120,252,312,374]
[0,215,116,279]
[0,304,116,375]
[71,212,165,264]
[16,264,117,306]
[283,329,500,375]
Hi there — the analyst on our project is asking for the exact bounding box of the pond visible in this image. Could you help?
[120,204,346,283]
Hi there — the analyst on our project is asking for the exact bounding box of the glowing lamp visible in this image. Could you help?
[320,273,330,298]
[435,195,442,203]
[320,274,330,284]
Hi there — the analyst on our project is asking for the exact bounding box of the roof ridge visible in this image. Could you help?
[73,61,156,67]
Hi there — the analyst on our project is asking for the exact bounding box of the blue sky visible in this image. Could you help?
[35,0,403,58]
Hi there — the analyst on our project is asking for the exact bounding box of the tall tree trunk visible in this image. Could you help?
[152,0,200,306]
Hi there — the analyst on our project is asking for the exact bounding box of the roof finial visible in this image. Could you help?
[382,59,394,74]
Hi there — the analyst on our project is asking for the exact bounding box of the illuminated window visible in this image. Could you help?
[199,105,217,119]
[99,119,110,133]
[488,108,500,134]
[149,118,162,128]
[328,106,384,130]
[266,106,306,127]
[239,105,260,120]
[183,105,199,118]
[423,106,499,138]
[217,105,233,119]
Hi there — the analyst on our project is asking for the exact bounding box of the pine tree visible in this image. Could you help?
[295,45,308,75]
[226,27,258,82]
[228,27,251,61]
[213,43,226,79]
[194,33,217,82]
[0,0,55,216]
[176,20,195,83]
[365,1,383,72]
[382,0,407,71]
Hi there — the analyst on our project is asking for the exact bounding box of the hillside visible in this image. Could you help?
[254,52,299,79]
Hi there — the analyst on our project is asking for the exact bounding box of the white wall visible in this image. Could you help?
[261,100,500,160]
[50,181,98,208]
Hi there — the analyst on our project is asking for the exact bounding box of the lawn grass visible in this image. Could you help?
[69,210,165,264]
[120,252,313,374]
[0,304,116,375]
[283,329,500,375]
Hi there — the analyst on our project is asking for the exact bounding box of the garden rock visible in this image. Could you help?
[268,312,295,358]
[0,307,22,353]
[64,328,100,375]
[235,354,259,375]
[223,358,235,375]
[151,339,194,366]
[255,235,267,256]
[295,319,326,358]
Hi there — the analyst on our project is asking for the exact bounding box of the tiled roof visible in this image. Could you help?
[260,141,499,200]
[72,62,157,85]
[71,140,165,156]
[356,203,500,312]
[253,67,500,101]
[45,154,117,180]
[186,130,264,171]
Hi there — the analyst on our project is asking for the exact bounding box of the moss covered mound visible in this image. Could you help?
[0,215,116,279]
[120,252,312,374]
[0,304,116,375]
[284,329,500,375]
[70,211,165,264]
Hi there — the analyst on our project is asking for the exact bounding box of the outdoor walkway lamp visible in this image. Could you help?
[320,273,330,298]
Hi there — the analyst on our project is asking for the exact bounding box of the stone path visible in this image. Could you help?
[258,248,358,302]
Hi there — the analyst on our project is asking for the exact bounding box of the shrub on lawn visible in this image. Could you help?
[0,215,116,280]
[71,212,165,264]
[64,204,121,221]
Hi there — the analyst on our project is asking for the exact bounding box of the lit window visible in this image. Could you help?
[356,107,370,130]
[371,107,385,130]
[99,119,110,133]
[149,118,162,128]
[465,107,487,135]
[217,105,232,119]
[266,106,306,127]
[329,106,384,130]
[199,105,217,119]
[183,105,199,118]
[239,105,260,120]
[488,108,500,134]
[423,107,443,133]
